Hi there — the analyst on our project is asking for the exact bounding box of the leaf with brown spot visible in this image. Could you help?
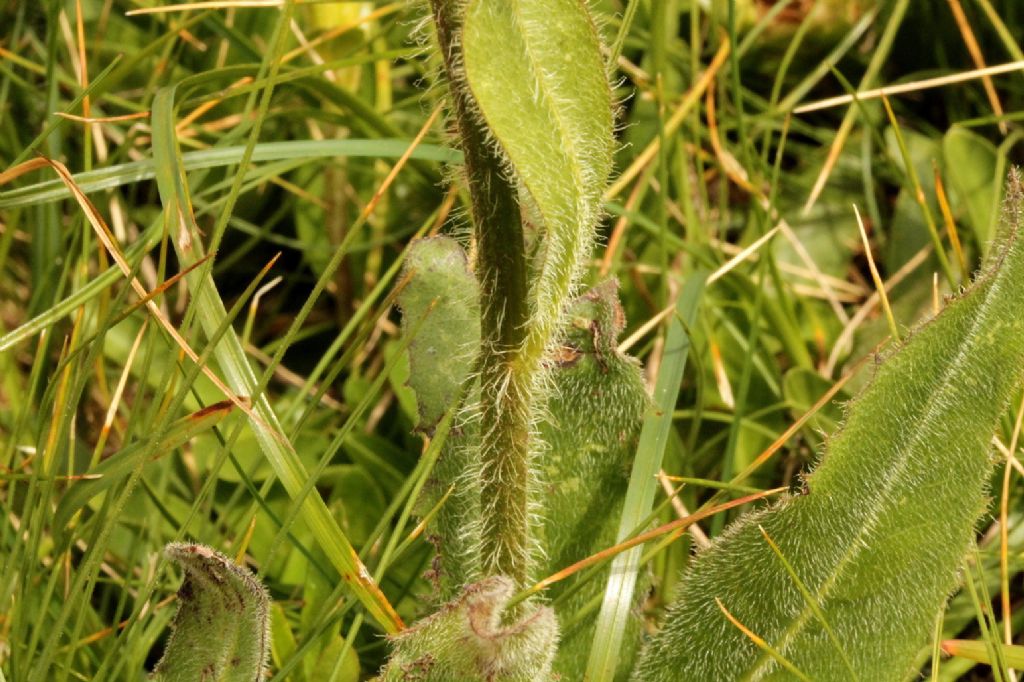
[152,543,270,682]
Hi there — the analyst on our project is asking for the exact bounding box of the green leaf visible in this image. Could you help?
[417,401,483,601]
[392,240,483,597]
[373,576,557,682]
[0,139,459,210]
[941,639,1024,668]
[151,81,403,634]
[943,125,1000,252]
[461,0,614,364]
[634,175,1024,680]
[152,543,270,682]
[539,281,649,679]
[52,401,235,547]
[269,603,298,674]
[310,634,360,682]
[397,237,481,433]
[587,272,706,681]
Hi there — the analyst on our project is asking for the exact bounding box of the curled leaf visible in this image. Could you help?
[152,543,270,682]
[374,576,557,682]
[397,236,481,434]
[461,0,614,363]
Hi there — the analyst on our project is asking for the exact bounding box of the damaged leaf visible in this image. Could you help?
[373,576,557,682]
[152,543,270,682]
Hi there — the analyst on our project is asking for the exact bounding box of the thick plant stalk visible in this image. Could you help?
[428,0,615,589]
[427,0,532,586]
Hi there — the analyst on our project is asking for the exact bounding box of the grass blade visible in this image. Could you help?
[0,139,458,209]
[150,83,402,634]
[585,272,706,681]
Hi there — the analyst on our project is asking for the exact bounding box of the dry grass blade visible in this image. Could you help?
[945,0,1008,134]
[853,204,899,342]
[794,59,1024,114]
[54,112,150,124]
[714,598,813,682]
[19,156,272,436]
[125,0,309,15]
[522,487,786,601]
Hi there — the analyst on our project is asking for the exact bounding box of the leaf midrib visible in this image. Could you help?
[745,269,1008,680]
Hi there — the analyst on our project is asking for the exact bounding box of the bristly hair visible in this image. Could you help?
[409,0,619,592]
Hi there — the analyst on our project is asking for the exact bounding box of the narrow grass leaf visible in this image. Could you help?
[758,525,858,680]
[150,84,403,633]
[714,598,813,682]
[0,140,458,209]
[941,639,1024,668]
[586,272,706,681]
[52,401,236,546]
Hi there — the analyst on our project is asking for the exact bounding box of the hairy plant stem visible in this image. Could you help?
[429,0,533,587]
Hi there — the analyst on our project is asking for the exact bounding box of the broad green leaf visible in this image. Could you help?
[539,281,649,679]
[461,0,614,365]
[269,603,298,674]
[373,576,557,682]
[943,126,1000,252]
[52,401,235,547]
[389,239,483,598]
[152,543,270,682]
[634,176,1024,680]
[386,341,420,425]
[397,237,481,433]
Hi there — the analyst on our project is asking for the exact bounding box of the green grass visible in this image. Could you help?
[3,0,1024,679]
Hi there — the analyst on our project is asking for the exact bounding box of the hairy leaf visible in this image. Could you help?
[373,576,557,682]
[461,0,614,365]
[394,237,482,598]
[539,281,649,679]
[397,236,481,433]
[152,543,270,682]
[420,427,483,601]
[635,175,1024,681]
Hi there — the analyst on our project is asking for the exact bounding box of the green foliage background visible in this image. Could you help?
[4,0,1024,679]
